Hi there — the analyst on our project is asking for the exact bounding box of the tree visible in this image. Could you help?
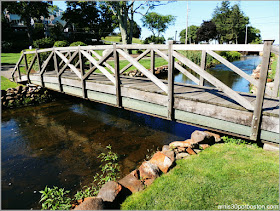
[2,1,51,43]
[238,26,262,44]
[196,21,217,43]
[127,20,141,39]
[62,1,115,42]
[212,1,249,44]
[179,25,199,44]
[105,1,170,45]
[142,12,175,39]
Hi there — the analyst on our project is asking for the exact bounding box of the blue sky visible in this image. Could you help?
[53,1,279,44]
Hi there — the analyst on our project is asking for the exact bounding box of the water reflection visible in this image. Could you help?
[174,55,261,93]
[2,97,201,209]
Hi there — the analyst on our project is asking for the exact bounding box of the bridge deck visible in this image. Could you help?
[20,70,279,143]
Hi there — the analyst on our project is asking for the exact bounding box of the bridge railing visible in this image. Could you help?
[11,41,279,140]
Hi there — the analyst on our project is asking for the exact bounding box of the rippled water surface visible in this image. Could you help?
[2,97,201,209]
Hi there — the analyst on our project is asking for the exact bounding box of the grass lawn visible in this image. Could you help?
[102,36,143,44]
[1,76,21,90]
[121,143,279,210]
[1,53,21,65]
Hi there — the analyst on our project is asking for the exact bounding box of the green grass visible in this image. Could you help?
[121,143,279,210]
[102,36,143,44]
[269,54,278,80]
[1,53,21,65]
[1,76,21,90]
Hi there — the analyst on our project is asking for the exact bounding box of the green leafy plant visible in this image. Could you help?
[69,41,87,46]
[33,37,55,48]
[221,136,249,145]
[39,186,72,210]
[54,40,69,47]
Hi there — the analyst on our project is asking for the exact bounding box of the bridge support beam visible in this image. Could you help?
[250,40,274,141]
[114,43,122,107]
[167,41,175,120]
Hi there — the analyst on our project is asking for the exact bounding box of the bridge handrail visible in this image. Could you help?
[11,41,278,141]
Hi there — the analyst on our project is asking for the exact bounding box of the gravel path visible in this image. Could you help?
[1,65,14,79]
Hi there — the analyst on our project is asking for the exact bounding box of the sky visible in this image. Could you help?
[53,0,280,44]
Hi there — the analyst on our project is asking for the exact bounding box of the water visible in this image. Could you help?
[174,55,262,93]
[1,97,201,209]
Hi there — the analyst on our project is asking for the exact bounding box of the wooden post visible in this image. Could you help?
[89,50,93,69]
[250,40,274,141]
[150,43,155,74]
[200,50,206,86]
[272,56,279,97]
[36,49,43,87]
[79,46,87,98]
[23,50,29,82]
[53,47,62,92]
[113,43,122,107]
[167,40,175,120]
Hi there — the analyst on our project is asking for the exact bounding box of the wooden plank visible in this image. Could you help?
[200,50,206,86]
[150,43,155,74]
[120,49,150,74]
[58,50,79,75]
[55,50,82,79]
[272,56,279,97]
[206,50,258,87]
[250,40,274,140]
[117,49,168,93]
[80,50,115,84]
[113,43,121,107]
[173,44,263,52]
[90,50,115,73]
[26,53,37,83]
[23,50,29,77]
[40,51,54,75]
[154,49,199,84]
[168,41,175,120]
[59,51,70,67]
[79,47,87,98]
[173,50,254,111]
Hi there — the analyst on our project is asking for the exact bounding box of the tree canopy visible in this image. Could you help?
[142,12,175,39]
[179,25,199,44]
[62,1,115,42]
[196,21,217,43]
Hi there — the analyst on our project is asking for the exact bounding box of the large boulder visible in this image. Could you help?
[190,130,216,145]
[139,161,160,186]
[73,197,103,210]
[169,141,192,149]
[97,181,122,203]
[118,170,144,193]
[149,151,174,173]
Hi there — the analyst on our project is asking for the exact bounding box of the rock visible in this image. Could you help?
[118,170,144,193]
[161,150,175,162]
[139,161,160,181]
[267,78,273,82]
[199,144,210,150]
[194,149,201,154]
[186,147,196,155]
[263,143,279,152]
[97,181,122,203]
[190,130,215,145]
[184,139,199,148]
[162,145,170,152]
[175,147,186,153]
[149,151,174,173]
[204,131,221,142]
[169,141,192,149]
[176,152,190,159]
[74,197,103,210]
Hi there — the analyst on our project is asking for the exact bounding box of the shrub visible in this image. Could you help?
[144,35,165,44]
[69,41,87,46]
[1,41,13,52]
[217,51,241,62]
[33,37,55,49]
[54,40,69,47]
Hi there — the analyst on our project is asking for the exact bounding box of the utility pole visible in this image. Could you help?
[175,30,177,42]
[245,24,248,44]
[185,1,189,44]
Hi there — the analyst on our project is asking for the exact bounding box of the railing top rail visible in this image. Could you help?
[23,44,265,54]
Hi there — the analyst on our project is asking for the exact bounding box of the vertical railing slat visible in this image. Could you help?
[167,41,175,120]
[79,46,87,98]
[150,43,155,74]
[114,44,121,107]
[200,50,206,86]
[250,40,274,141]
[272,56,279,97]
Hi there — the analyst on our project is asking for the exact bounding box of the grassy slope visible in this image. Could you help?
[1,53,21,65]
[1,76,20,90]
[102,36,143,44]
[121,143,279,210]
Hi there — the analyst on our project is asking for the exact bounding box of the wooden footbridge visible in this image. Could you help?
[11,41,279,143]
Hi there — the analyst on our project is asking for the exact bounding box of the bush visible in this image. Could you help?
[217,51,241,62]
[1,41,13,52]
[69,41,87,46]
[144,35,165,44]
[54,40,69,47]
[33,37,55,49]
